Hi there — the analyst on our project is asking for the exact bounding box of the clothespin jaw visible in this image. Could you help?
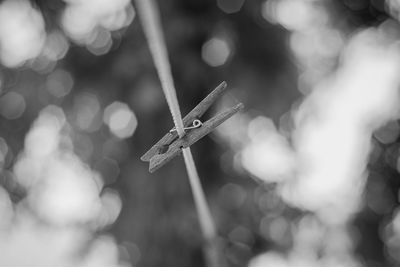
[141,82,243,173]
[141,81,227,162]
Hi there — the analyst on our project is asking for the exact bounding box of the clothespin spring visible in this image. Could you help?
[170,119,203,133]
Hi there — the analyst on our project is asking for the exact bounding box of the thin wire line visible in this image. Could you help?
[135,0,217,254]
[182,147,216,240]
[135,0,185,137]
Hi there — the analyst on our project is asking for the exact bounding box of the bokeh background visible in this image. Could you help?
[1,0,400,266]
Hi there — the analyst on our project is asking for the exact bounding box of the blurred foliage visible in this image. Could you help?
[1,0,400,267]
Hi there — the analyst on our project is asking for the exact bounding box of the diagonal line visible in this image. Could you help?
[135,0,218,258]
[135,0,185,137]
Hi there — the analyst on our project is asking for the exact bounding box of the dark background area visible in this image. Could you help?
[1,0,400,266]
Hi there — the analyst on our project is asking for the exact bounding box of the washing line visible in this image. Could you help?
[134,0,217,244]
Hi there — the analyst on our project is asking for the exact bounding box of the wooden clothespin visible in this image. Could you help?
[141,81,244,173]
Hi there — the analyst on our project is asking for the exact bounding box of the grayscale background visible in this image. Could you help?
[0,0,399,267]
